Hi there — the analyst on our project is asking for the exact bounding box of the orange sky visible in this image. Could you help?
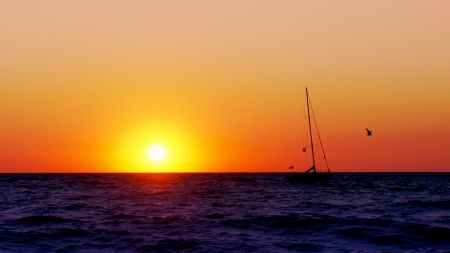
[1,1,450,172]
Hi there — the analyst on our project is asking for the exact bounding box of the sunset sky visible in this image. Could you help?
[1,1,450,173]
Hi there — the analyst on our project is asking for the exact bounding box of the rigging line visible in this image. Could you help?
[302,115,308,171]
[292,92,307,169]
[308,95,331,173]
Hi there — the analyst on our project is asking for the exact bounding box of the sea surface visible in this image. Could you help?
[1,173,450,253]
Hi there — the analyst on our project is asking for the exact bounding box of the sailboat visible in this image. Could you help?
[285,87,331,183]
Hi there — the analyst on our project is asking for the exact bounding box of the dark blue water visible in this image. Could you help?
[1,173,450,252]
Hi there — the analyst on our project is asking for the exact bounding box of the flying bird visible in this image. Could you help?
[366,128,372,136]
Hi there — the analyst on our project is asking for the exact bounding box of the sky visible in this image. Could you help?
[1,1,450,173]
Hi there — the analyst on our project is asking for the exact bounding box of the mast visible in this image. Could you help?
[306,87,316,173]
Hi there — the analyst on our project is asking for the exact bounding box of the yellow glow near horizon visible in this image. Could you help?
[100,121,212,173]
[148,146,166,161]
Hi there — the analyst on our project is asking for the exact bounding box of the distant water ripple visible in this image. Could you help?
[1,173,450,252]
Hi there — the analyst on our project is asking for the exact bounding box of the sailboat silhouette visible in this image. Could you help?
[286,88,331,183]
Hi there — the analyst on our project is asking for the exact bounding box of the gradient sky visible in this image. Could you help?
[1,1,450,172]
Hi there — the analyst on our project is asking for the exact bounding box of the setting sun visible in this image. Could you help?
[148,146,166,161]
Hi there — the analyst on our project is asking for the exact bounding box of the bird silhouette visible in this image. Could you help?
[366,128,372,136]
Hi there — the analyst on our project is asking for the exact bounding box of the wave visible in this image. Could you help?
[147,215,179,221]
[222,214,400,231]
[64,203,88,210]
[6,228,92,241]
[230,176,256,183]
[398,199,450,208]
[422,226,450,241]
[205,213,226,219]
[15,215,78,224]
[49,228,92,237]
[222,214,338,229]
[111,213,145,219]
[398,223,450,242]
[137,239,199,252]
[283,242,322,252]
[368,234,407,245]
[67,195,93,201]
[150,190,172,195]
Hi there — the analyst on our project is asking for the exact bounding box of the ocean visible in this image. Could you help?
[1,173,449,253]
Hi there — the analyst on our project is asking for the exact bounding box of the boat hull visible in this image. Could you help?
[285,172,330,183]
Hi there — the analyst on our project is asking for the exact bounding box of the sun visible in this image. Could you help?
[148,145,166,161]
